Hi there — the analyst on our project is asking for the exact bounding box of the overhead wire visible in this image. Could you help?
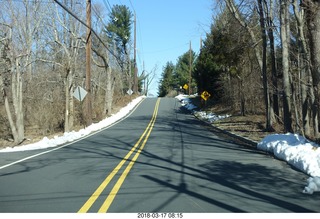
[137,16,145,72]
[127,0,145,73]
[101,0,112,14]
[92,4,108,28]
[52,0,121,65]
[128,0,135,13]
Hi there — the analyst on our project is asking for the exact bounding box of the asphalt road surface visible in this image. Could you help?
[0,97,318,213]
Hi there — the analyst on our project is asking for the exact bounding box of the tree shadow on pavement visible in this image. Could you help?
[135,102,319,212]
[138,147,318,212]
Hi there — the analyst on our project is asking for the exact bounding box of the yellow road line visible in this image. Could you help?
[98,99,160,213]
[78,98,160,213]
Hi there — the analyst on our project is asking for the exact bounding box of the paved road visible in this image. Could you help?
[0,97,318,213]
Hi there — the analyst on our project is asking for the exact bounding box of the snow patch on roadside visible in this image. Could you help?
[176,94,230,123]
[257,133,320,178]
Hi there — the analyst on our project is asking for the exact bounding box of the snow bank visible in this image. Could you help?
[176,94,230,123]
[257,133,320,178]
[303,176,320,194]
[175,94,187,102]
[175,94,198,111]
[0,96,145,153]
[195,111,231,123]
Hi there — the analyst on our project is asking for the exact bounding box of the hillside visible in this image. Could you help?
[189,96,285,144]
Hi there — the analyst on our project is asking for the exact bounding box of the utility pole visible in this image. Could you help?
[143,61,146,96]
[189,41,192,95]
[133,13,138,94]
[85,0,92,126]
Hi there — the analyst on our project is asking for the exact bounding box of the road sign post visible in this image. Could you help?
[73,86,88,127]
[127,89,133,96]
[200,91,211,107]
[183,84,189,94]
[73,86,87,102]
[201,91,210,101]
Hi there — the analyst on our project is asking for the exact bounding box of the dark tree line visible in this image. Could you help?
[158,0,320,141]
[158,50,196,97]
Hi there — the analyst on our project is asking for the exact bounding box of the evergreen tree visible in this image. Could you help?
[174,50,197,93]
[158,62,175,97]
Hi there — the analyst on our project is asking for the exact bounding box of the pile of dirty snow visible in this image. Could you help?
[258,133,320,194]
[175,94,230,122]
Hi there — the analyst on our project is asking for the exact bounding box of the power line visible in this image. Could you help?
[104,0,113,12]
[101,0,112,14]
[128,0,135,13]
[136,15,144,71]
[126,0,145,75]
[52,0,119,63]
[99,0,146,76]
[92,4,108,28]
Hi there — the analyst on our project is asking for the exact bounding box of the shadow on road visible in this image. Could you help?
[132,100,319,212]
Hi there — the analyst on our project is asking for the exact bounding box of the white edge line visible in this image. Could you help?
[0,97,146,170]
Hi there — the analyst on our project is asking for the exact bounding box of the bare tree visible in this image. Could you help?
[0,0,44,143]
[304,0,320,139]
[0,25,25,144]
[143,65,157,96]
[280,0,293,132]
[292,0,313,137]
[50,1,85,132]
[224,0,274,130]
[91,41,115,116]
[264,0,279,119]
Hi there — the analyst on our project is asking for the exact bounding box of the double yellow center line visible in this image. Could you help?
[78,98,161,213]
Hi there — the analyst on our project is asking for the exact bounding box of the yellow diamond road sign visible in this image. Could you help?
[201,91,211,101]
[183,84,188,90]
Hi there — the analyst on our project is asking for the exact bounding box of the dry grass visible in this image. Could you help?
[212,114,279,142]
[0,94,140,149]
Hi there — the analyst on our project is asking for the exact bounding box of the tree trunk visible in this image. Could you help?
[305,0,320,138]
[3,61,25,144]
[265,0,279,118]
[91,42,114,117]
[13,57,25,142]
[292,0,312,137]
[127,47,132,91]
[105,67,115,116]
[0,30,25,144]
[64,69,74,132]
[280,0,293,133]
[257,0,273,131]
[238,76,245,116]
[1,74,19,142]
[226,0,273,129]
